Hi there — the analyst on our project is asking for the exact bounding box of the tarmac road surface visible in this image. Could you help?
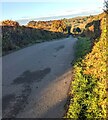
[2,36,77,118]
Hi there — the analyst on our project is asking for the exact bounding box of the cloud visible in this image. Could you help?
[17,7,103,25]
[48,7,103,17]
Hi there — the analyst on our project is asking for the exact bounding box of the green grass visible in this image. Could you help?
[74,37,91,63]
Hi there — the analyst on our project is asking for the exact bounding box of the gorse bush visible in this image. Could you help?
[65,14,107,119]
[27,20,67,33]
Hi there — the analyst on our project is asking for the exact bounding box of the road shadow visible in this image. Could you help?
[12,68,51,85]
[2,67,51,118]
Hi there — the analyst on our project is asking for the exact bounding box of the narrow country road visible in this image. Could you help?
[2,36,77,118]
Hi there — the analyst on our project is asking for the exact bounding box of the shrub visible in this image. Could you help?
[65,15,107,119]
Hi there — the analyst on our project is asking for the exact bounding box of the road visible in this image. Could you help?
[2,36,77,118]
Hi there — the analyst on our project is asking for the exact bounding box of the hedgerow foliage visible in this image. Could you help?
[2,20,67,55]
[65,14,107,119]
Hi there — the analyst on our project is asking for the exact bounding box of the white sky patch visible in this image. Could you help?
[17,7,103,21]
[49,6,103,16]
[1,0,104,3]
[0,0,90,2]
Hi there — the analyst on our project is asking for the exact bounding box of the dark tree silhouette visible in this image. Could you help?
[104,0,108,14]
[73,27,81,34]
[76,27,81,33]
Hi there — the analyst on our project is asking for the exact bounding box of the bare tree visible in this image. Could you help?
[104,0,108,14]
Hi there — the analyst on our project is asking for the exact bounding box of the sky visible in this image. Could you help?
[1,0,104,24]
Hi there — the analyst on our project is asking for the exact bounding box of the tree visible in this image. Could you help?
[2,20,19,27]
[51,20,66,32]
[27,21,36,27]
[104,0,108,14]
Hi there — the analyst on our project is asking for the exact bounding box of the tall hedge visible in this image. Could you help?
[65,14,107,119]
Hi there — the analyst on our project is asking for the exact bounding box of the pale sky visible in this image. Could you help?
[1,0,104,24]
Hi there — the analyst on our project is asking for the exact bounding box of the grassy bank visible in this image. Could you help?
[74,37,91,62]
